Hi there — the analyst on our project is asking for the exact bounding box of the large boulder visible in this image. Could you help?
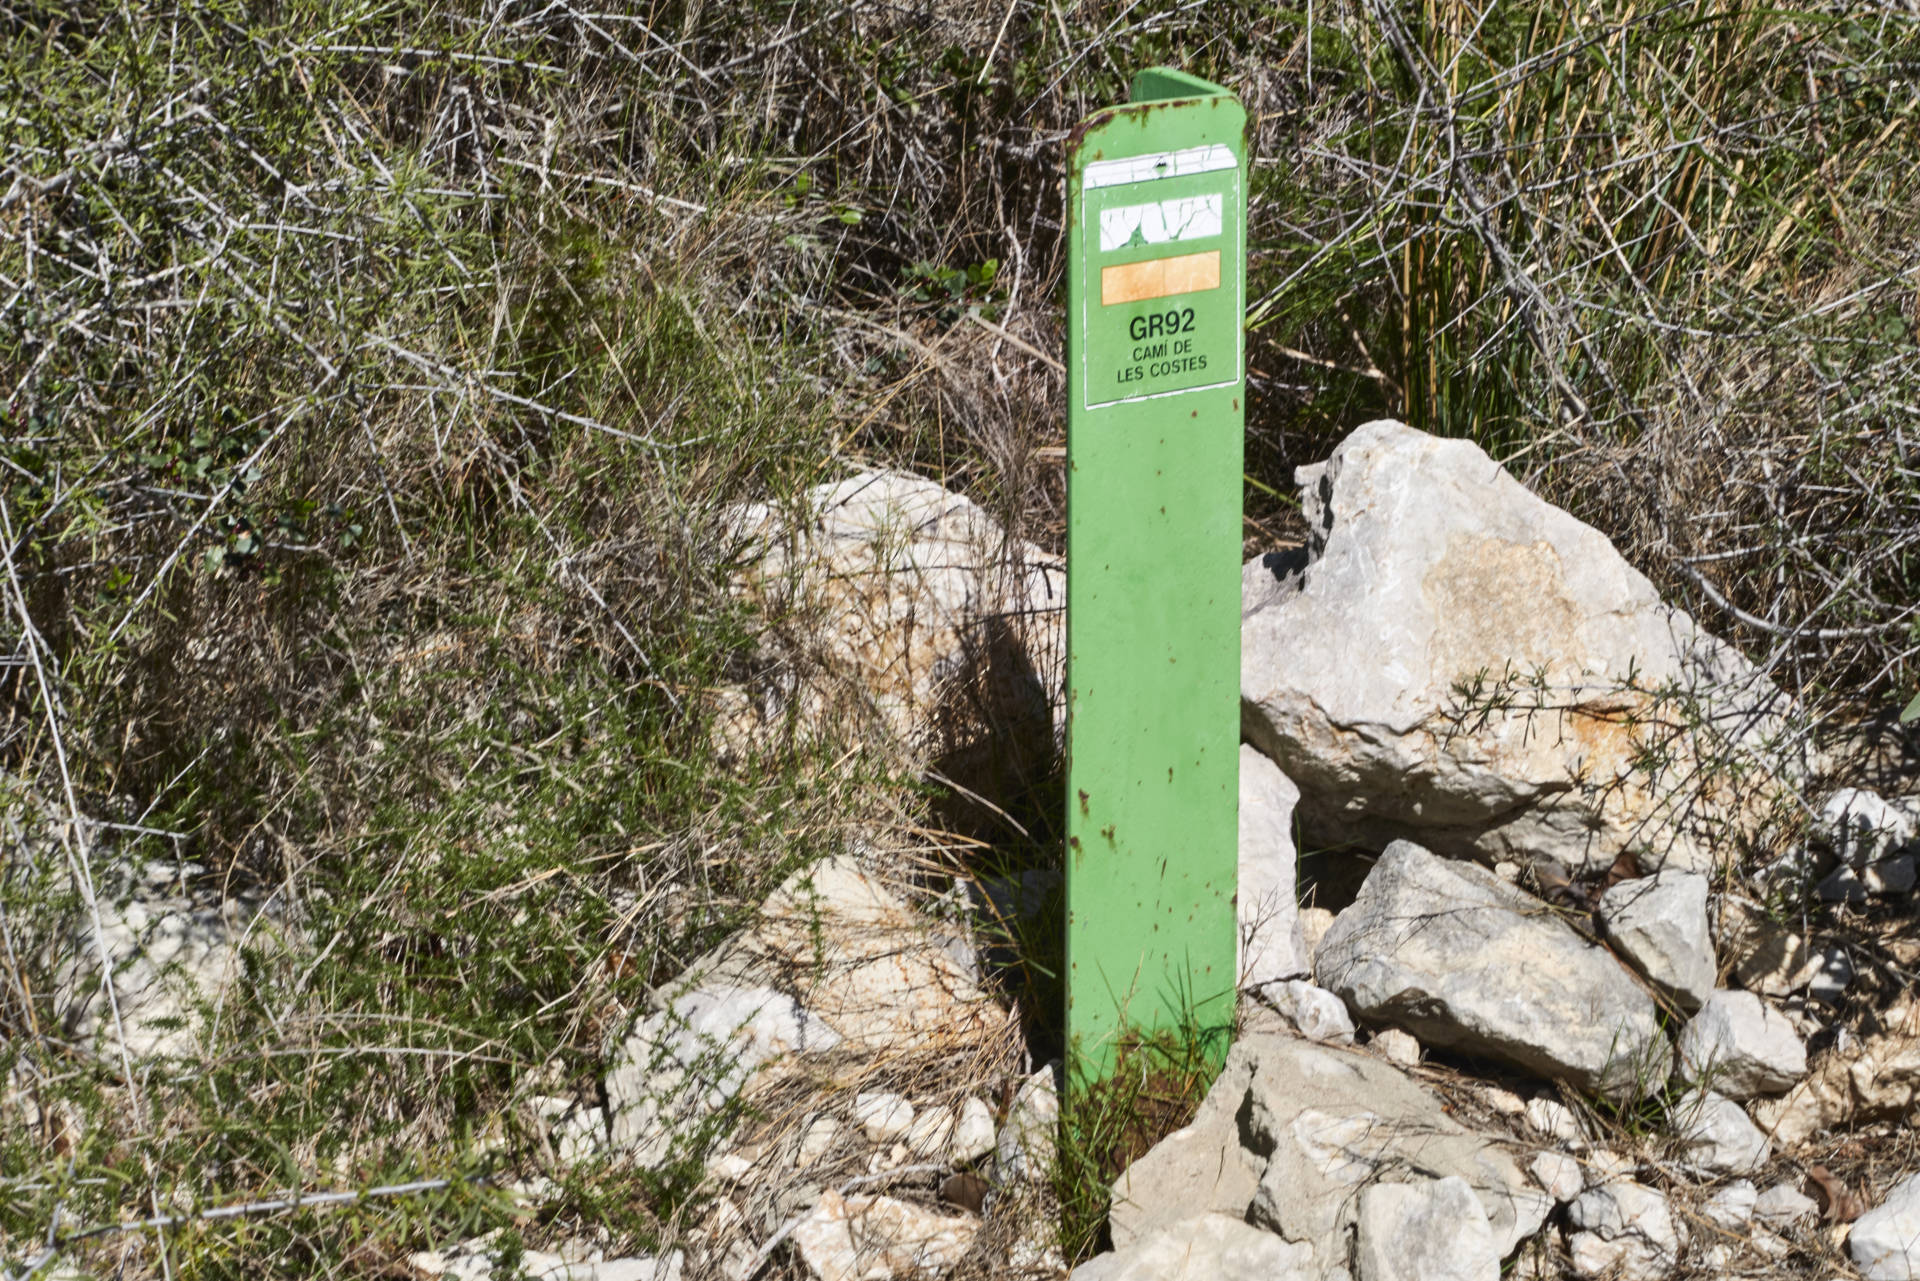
[605,858,1005,1165]
[1108,1033,1547,1276]
[1241,420,1788,875]
[1105,1047,1264,1249]
[718,471,1061,765]
[1316,841,1671,1098]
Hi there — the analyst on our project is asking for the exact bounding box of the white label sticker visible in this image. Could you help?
[1099,193,1223,252]
[1082,143,1235,190]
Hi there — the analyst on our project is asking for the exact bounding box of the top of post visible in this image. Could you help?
[1129,67,1231,102]
[1066,67,1246,178]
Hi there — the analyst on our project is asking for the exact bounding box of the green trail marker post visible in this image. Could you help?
[1064,68,1246,1074]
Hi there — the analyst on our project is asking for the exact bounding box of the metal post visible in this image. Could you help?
[1064,69,1246,1074]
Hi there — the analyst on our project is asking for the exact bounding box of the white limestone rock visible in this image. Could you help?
[607,857,1005,1166]
[905,1105,954,1157]
[410,1234,682,1281]
[717,471,1062,758]
[1298,907,1337,968]
[1702,1180,1757,1230]
[1851,1171,1920,1281]
[1583,1149,1633,1182]
[1071,1214,1315,1281]
[552,1105,608,1166]
[1111,1034,1546,1264]
[1818,856,1917,903]
[1263,979,1356,1044]
[1814,788,1917,868]
[1597,870,1716,1013]
[1240,420,1789,877]
[1716,895,1853,1000]
[1108,1052,1265,1250]
[950,1097,996,1163]
[1752,1004,1920,1146]
[1567,1180,1684,1281]
[1240,746,1307,988]
[586,1259,683,1281]
[790,1189,976,1281]
[1242,1037,1550,1261]
[1675,990,1806,1099]
[1355,1176,1499,1281]
[1752,1182,1818,1230]
[1371,1027,1423,1066]
[1530,1152,1584,1204]
[705,1150,758,1183]
[796,1116,840,1169]
[605,984,841,1164]
[669,857,1002,1054]
[1670,1090,1769,1176]
[994,1067,1058,1182]
[855,1093,915,1144]
[58,886,274,1059]
[1523,1097,1582,1146]
[1316,841,1671,1097]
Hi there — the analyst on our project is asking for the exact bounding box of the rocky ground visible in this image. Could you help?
[30,420,1920,1281]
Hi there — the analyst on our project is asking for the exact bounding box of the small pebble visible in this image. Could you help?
[1584,1148,1632,1181]
[1523,1097,1582,1145]
[1371,1027,1422,1067]
[1703,1179,1757,1230]
[707,1150,756,1182]
[1530,1151,1583,1203]
[906,1106,955,1157]
[951,1097,996,1163]
[854,1092,914,1144]
[795,1116,839,1169]
[1753,1182,1818,1230]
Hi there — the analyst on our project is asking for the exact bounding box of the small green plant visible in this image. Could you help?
[1055,1016,1232,1264]
[902,258,1001,322]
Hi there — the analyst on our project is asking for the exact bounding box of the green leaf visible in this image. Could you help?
[1902,692,1920,724]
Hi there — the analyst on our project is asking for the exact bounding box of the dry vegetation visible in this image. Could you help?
[1,0,1917,1276]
